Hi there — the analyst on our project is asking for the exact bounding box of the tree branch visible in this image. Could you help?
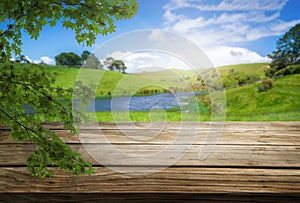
[0,7,29,37]
[0,107,36,135]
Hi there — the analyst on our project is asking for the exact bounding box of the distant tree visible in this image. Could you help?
[104,57,127,72]
[81,50,91,65]
[55,52,82,67]
[272,64,300,77]
[113,60,127,73]
[104,57,115,71]
[83,54,103,69]
[39,61,47,65]
[266,24,300,77]
[15,55,30,63]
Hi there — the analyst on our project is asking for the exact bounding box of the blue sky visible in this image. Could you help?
[17,0,300,68]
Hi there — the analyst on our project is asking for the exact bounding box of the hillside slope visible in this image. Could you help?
[225,74,300,121]
[14,63,300,121]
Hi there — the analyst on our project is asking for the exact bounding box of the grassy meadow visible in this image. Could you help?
[15,63,300,121]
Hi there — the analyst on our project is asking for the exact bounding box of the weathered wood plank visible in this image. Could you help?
[1,129,300,145]
[1,167,300,193]
[1,144,300,167]
[1,122,300,197]
[1,193,300,203]
[1,122,299,130]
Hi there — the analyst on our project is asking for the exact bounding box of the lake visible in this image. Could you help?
[86,92,203,112]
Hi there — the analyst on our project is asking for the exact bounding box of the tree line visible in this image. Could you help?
[55,51,127,73]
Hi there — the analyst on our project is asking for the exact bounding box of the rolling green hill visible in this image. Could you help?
[13,62,300,121]
[225,74,300,121]
[18,63,204,96]
[16,62,269,95]
[217,63,269,77]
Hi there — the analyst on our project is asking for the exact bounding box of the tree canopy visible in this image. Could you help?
[104,57,116,71]
[81,50,91,64]
[266,24,300,77]
[0,0,138,61]
[55,52,82,67]
[83,54,103,69]
[113,59,127,73]
[15,55,30,63]
[0,0,138,178]
[104,57,127,73]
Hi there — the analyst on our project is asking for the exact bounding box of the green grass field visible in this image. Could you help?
[15,63,300,121]
[225,73,300,121]
[217,63,268,77]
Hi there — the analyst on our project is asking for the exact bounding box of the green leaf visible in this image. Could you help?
[0,0,138,178]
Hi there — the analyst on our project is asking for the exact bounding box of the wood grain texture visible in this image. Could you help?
[1,121,300,130]
[1,129,300,145]
[1,167,300,193]
[1,193,300,203]
[1,144,300,167]
[0,122,300,199]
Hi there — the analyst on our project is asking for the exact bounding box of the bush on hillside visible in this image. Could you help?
[236,74,261,86]
[274,64,300,77]
[245,74,261,83]
[258,79,274,92]
[222,77,238,88]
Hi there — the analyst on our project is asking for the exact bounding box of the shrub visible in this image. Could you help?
[245,74,261,83]
[263,79,274,89]
[237,76,247,86]
[258,79,274,92]
[294,65,300,74]
[274,64,300,77]
[197,94,210,108]
[222,77,238,88]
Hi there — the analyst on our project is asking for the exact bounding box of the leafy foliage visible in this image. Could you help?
[81,50,91,64]
[83,54,103,69]
[237,74,261,86]
[15,55,30,63]
[0,0,138,61]
[258,79,274,92]
[113,60,127,73]
[267,24,300,77]
[0,63,94,177]
[272,64,300,77]
[222,77,238,88]
[104,57,127,73]
[0,0,138,178]
[55,52,82,67]
[222,71,261,88]
[104,57,116,71]
[55,50,103,69]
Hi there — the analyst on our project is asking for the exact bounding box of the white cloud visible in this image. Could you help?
[167,0,289,12]
[148,29,165,41]
[270,19,300,33]
[106,51,132,60]
[21,55,55,65]
[205,46,270,67]
[126,52,192,73]
[104,51,191,73]
[162,0,299,66]
[40,56,55,65]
